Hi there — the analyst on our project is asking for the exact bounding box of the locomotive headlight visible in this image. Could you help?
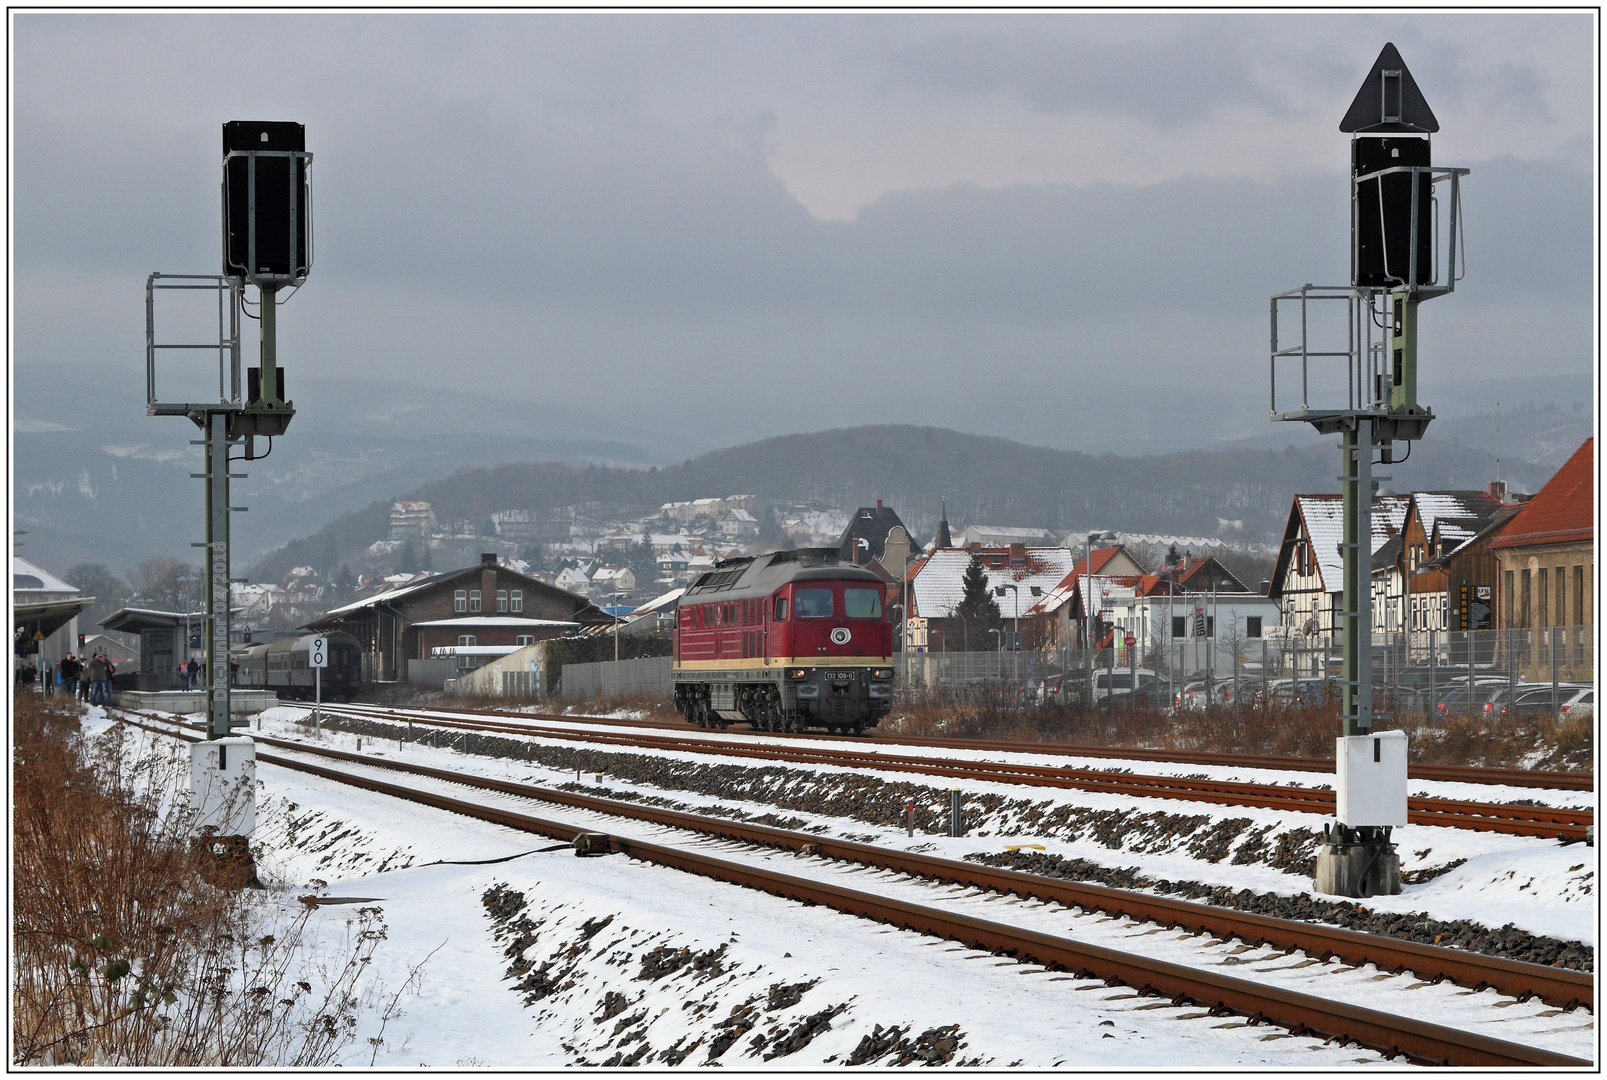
[785,668,808,680]
[870,668,895,681]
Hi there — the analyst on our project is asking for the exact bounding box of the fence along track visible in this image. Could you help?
[120,714,1589,1067]
[323,704,1593,839]
[125,713,1593,1013]
[350,699,1597,790]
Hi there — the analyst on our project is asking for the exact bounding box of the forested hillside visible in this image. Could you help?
[251,424,1538,581]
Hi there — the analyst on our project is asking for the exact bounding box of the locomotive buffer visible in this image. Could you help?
[1268,45,1468,898]
[146,121,314,879]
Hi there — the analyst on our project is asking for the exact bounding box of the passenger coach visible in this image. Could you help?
[672,547,894,734]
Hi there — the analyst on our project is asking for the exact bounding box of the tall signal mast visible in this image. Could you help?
[1269,45,1469,898]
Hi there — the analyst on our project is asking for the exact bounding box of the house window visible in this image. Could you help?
[511,590,523,613]
[516,635,535,646]
[1503,570,1514,626]
[454,589,467,613]
[1206,616,1215,637]
[1246,616,1262,638]
[470,590,482,612]
[496,589,509,613]
[1575,566,1585,626]
[458,634,477,647]
[1538,568,1549,629]
[1555,568,1565,630]
[1172,616,1186,638]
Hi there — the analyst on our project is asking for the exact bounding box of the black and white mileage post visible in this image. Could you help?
[310,635,328,729]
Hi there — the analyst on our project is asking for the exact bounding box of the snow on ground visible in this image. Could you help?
[232,752,1413,1067]
[96,706,1597,1066]
[260,705,1599,947]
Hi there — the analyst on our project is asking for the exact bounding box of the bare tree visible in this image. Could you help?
[63,564,132,631]
[126,559,203,613]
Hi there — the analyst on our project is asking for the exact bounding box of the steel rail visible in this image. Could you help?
[127,713,1595,1013]
[320,704,1593,839]
[123,716,1589,1067]
[343,699,1593,790]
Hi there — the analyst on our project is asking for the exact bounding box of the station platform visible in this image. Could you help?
[113,689,279,715]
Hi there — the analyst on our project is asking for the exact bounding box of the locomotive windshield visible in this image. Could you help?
[844,588,882,619]
[794,589,833,618]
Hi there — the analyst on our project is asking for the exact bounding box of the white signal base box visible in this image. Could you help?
[191,737,257,836]
[1335,730,1408,828]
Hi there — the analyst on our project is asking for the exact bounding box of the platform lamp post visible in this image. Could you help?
[1269,45,1467,899]
[1082,531,1119,709]
[994,583,1042,689]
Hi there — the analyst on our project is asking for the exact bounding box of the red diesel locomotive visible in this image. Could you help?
[672,547,894,734]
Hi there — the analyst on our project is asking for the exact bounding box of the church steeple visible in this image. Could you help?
[934,499,952,548]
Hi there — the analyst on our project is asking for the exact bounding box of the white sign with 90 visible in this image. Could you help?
[309,636,328,668]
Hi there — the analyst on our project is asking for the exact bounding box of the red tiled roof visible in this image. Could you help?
[1068,546,1124,578]
[1490,439,1594,550]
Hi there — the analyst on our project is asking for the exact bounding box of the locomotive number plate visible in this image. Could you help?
[823,671,854,681]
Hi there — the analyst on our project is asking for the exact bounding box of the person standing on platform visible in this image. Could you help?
[87,653,111,706]
[59,653,81,700]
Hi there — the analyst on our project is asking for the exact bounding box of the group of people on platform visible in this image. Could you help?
[17,651,240,702]
[16,651,116,705]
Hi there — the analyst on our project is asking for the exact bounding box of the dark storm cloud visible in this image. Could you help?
[10,12,1594,454]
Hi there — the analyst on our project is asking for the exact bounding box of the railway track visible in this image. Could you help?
[313,703,1594,839]
[121,711,1592,1067]
[376,700,1594,791]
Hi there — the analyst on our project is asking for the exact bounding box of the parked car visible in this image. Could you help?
[1480,683,1553,717]
[1090,667,1172,704]
[1099,684,1174,711]
[1504,684,1595,721]
[1433,680,1511,718]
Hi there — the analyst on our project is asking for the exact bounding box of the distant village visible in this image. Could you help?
[19,437,1591,696]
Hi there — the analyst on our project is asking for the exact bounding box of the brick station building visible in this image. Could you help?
[309,553,612,682]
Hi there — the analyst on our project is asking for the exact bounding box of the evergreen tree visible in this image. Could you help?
[953,559,1002,651]
[320,532,339,574]
[420,543,434,572]
[758,505,787,549]
[396,541,419,574]
[332,563,356,603]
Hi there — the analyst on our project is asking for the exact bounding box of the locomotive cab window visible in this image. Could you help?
[773,597,788,621]
[844,588,882,619]
[795,589,833,618]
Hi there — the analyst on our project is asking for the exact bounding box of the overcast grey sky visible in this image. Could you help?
[11,12,1596,455]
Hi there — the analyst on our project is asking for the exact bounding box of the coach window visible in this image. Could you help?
[454,590,467,613]
[511,590,523,613]
[773,596,788,621]
[844,588,882,619]
[497,589,509,613]
[470,590,482,612]
[795,589,833,618]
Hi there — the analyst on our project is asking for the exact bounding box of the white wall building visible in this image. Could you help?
[1103,587,1284,680]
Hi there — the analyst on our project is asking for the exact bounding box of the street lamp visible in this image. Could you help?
[994,583,1043,688]
[612,591,630,663]
[1083,530,1119,709]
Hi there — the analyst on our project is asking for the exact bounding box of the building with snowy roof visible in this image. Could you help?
[13,556,93,672]
[956,524,1055,548]
[906,544,1078,652]
[308,553,611,682]
[837,501,912,565]
[1269,493,1412,650]
[390,501,436,541]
